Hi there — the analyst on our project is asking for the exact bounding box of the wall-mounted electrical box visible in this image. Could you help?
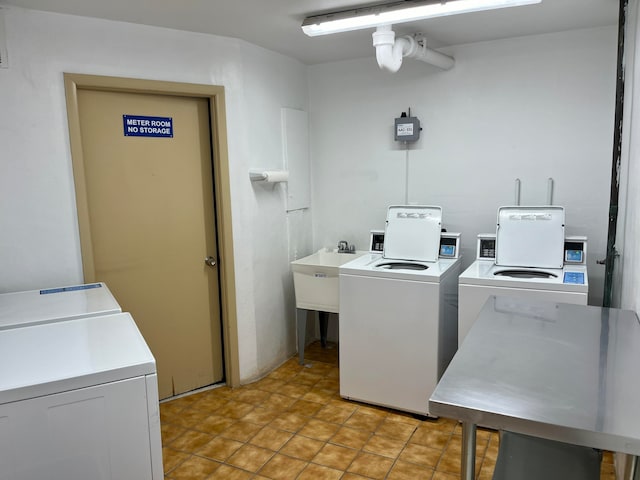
[394,112,420,142]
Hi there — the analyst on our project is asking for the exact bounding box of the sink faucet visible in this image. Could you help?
[338,240,355,253]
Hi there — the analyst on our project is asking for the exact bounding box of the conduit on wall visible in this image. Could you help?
[372,25,454,73]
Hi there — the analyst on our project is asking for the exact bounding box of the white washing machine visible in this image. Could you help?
[0,313,163,480]
[458,206,589,347]
[0,285,163,479]
[339,206,462,416]
[0,282,121,329]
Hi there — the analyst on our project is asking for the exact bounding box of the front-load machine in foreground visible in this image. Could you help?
[0,312,163,480]
[339,206,461,416]
[458,206,589,347]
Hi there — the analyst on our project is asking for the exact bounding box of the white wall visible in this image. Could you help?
[0,6,308,382]
[309,26,617,306]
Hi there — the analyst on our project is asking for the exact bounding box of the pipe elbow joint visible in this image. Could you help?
[373,26,411,73]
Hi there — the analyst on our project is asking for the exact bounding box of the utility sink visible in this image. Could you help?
[291,248,366,313]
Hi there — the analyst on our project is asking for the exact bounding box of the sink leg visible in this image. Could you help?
[297,309,307,365]
[319,311,329,348]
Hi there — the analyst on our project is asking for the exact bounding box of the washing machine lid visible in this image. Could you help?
[0,283,121,330]
[495,206,565,268]
[383,205,442,262]
[0,312,156,404]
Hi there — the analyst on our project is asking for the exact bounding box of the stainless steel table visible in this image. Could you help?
[429,295,640,480]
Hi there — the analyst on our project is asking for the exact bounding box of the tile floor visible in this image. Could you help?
[160,341,617,480]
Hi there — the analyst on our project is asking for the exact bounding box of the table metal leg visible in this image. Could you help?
[461,421,476,480]
[624,454,638,480]
[297,309,306,365]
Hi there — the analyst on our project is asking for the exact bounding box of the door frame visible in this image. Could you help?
[64,73,240,388]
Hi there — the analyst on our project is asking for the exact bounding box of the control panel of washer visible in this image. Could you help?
[476,234,497,260]
[369,230,385,253]
[369,229,460,258]
[476,233,587,265]
[563,272,585,284]
[439,233,461,259]
[564,236,587,265]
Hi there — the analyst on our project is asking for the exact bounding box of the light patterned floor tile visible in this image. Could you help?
[167,455,220,479]
[362,434,406,458]
[297,463,343,480]
[258,453,308,480]
[249,426,294,451]
[225,444,274,472]
[347,451,394,479]
[196,436,244,462]
[279,435,325,461]
[330,426,372,450]
[312,442,359,470]
[387,460,434,480]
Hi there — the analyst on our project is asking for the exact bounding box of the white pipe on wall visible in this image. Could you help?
[418,46,456,70]
[372,25,454,73]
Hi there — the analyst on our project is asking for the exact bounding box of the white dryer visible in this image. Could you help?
[0,313,163,480]
[339,206,462,416]
[0,282,121,329]
[458,206,589,347]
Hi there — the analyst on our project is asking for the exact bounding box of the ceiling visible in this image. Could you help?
[0,0,620,65]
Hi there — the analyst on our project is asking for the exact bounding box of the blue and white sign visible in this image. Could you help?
[123,115,173,138]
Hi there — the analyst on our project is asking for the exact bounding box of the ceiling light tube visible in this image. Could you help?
[302,0,542,36]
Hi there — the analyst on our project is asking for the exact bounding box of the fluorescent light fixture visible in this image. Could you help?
[302,0,542,36]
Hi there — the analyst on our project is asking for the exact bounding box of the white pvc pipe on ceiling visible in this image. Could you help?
[372,25,454,73]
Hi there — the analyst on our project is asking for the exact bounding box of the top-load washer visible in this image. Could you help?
[0,282,121,329]
[339,206,462,416]
[458,206,589,347]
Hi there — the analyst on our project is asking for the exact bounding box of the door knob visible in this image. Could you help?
[205,256,217,267]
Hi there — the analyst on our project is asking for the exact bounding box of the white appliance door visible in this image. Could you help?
[0,376,155,480]
[496,206,565,268]
[383,205,442,262]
